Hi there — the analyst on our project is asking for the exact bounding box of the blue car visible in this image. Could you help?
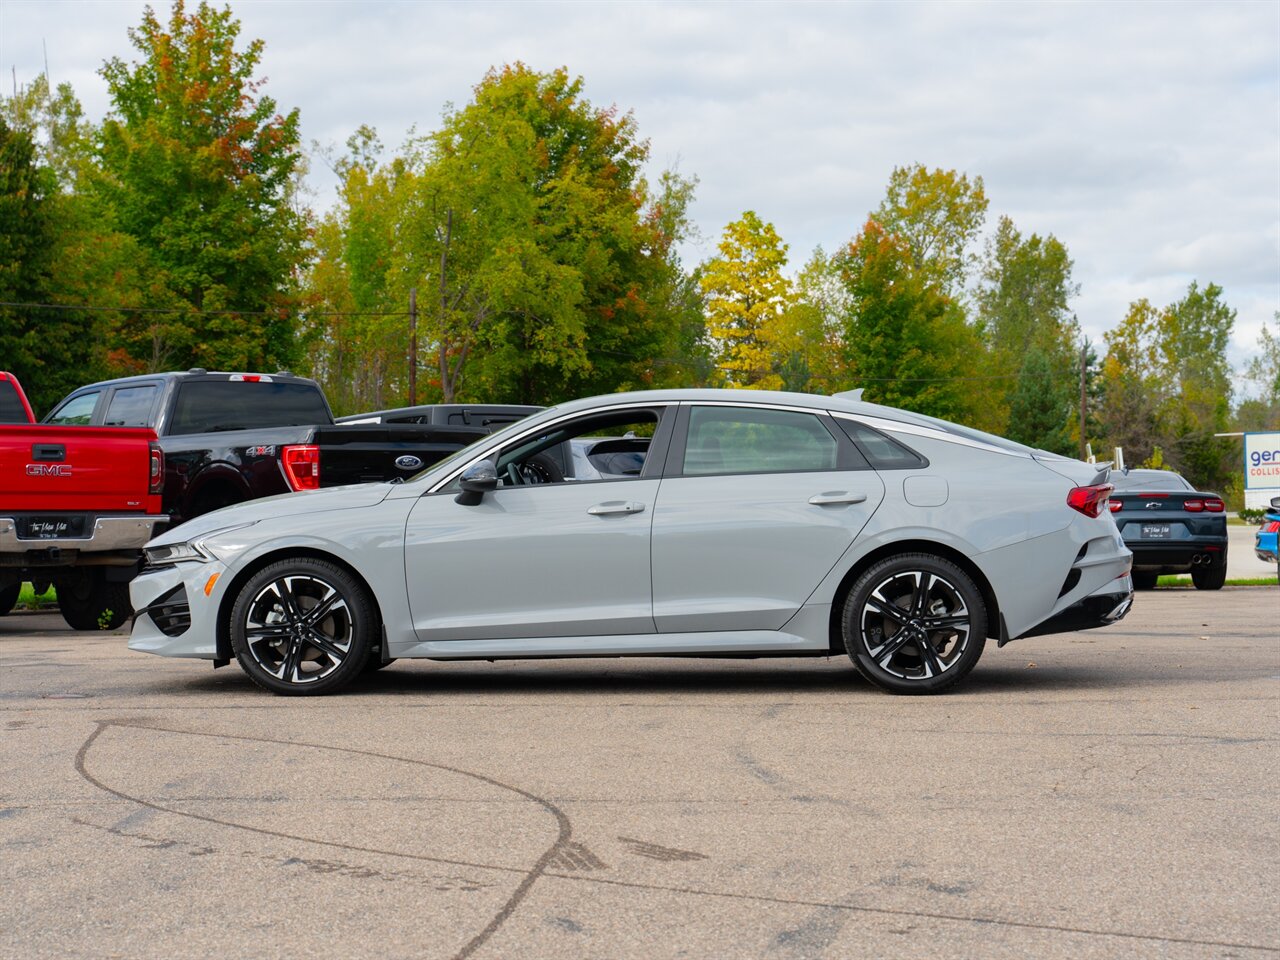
[1255,495,1280,586]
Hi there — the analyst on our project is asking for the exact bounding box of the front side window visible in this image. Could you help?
[494,408,664,486]
[683,406,839,476]
[46,391,101,426]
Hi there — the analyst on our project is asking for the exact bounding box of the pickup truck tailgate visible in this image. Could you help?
[0,425,161,513]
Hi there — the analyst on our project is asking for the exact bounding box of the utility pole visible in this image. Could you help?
[1078,339,1088,461]
[408,287,418,406]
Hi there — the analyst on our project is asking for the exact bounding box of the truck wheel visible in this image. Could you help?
[54,572,132,631]
[0,583,19,616]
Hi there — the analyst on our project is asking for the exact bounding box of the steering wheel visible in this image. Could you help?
[504,453,565,485]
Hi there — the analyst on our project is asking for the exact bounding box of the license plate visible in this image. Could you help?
[18,516,84,539]
[1141,523,1171,539]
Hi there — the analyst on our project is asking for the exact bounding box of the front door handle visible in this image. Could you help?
[587,500,646,516]
[808,491,868,506]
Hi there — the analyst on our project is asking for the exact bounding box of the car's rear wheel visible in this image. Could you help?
[1190,561,1226,591]
[230,558,374,696]
[842,554,987,695]
[1131,569,1158,590]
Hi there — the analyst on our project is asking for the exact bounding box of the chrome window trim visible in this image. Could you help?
[830,411,1028,459]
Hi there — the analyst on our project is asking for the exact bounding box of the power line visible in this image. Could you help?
[0,300,409,319]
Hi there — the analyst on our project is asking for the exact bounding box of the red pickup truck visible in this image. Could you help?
[0,371,166,629]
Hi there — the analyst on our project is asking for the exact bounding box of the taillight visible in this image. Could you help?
[1184,499,1203,512]
[148,443,164,495]
[1203,498,1224,513]
[1262,521,1280,533]
[1067,483,1113,518]
[282,445,320,491]
[1108,500,1122,513]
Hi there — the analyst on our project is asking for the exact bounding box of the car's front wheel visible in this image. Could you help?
[230,558,374,696]
[843,554,987,695]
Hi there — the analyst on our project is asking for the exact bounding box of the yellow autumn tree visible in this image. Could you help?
[699,211,791,389]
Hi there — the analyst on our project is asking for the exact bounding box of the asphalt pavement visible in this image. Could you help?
[1,587,1277,959]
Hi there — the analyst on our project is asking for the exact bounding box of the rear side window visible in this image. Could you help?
[46,391,101,426]
[104,385,159,426]
[0,378,28,423]
[684,406,839,475]
[836,420,928,470]
[168,380,331,435]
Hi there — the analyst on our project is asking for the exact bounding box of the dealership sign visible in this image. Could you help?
[1243,431,1280,509]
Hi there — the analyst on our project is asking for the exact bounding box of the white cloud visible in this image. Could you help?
[2,0,1276,366]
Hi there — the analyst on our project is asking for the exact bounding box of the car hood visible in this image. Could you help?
[150,484,393,547]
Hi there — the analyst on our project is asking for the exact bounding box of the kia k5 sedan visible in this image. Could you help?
[129,389,1133,696]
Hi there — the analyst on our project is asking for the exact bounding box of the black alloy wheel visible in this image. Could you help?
[230,558,374,695]
[843,554,987,695]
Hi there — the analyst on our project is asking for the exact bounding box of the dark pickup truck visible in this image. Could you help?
[44,370,538,526]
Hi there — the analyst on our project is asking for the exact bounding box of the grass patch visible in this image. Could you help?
[1156,576,1276,588]
[16,583,58,609]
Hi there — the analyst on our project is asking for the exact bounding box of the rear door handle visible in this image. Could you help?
[587,501,646,516]
[808,491,868,506]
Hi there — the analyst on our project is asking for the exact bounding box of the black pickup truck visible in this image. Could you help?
[44,371,539,527]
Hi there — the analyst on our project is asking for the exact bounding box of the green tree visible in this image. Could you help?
[977,215,1080,438]
[388,64,686,404]
[95,0,308,372]
[1101,283,1236,488]
[1237,317,1280,431]
[836,219,981,422]
[302,126,411,414]
[872,164,988,295]
[1005,346,1076,454]
[699,210,792,389]
[772,247,849,394]
[0,117,102,413]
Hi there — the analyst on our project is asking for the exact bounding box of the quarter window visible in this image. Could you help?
[683,406,838,476]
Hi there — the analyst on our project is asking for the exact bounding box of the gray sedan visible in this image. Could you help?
[129,389,1134,695]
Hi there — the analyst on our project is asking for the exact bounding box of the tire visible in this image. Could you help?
[230,558,374,696]
[1131,569,1159,591]
[1190,562,1226,591]
[0,583,19,616]
[842,553,987,695]
[54,572,131,631]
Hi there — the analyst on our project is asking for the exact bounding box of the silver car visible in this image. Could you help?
[129,389,1134,696]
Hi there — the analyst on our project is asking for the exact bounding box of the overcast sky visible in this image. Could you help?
[3,0,1277,386]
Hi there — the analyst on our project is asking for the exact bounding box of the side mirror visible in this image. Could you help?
[455,458,498,506]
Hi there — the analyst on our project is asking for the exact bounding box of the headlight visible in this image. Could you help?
[145,522,258,566]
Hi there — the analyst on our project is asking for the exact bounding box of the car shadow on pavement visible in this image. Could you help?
[161,654,1240,699]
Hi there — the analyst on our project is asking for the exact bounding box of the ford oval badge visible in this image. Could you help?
[395,455,424,471]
